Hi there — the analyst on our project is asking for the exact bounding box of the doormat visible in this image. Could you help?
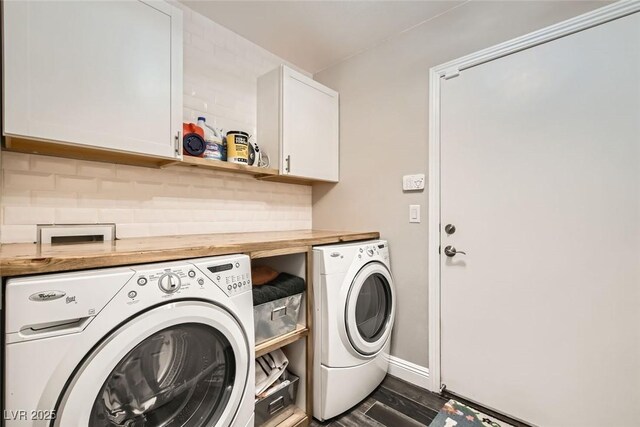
[429,400,514,427]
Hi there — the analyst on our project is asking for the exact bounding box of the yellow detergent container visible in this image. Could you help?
[226,131,249,165]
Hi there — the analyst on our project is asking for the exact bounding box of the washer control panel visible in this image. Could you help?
[192,255,252,297]
[158,273,181,293]
[130,266,194,302]
[127,255,251,303]
[208,261,251,296]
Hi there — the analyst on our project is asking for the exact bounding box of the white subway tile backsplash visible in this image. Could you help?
[0,225,37,243]
[98,209,134,224]
[32,191,78,207]
[4,170,55,191]
[2,152,31,171]
[0,3,313,243]
[116,223,150,239]
[77,161,116,178]
[56,175,98,193]
[134,181,165,197]
[99,179,133,195]
[55,208,99,224]
[2,190,31,206]
[4,206,55,225]
[31,156,77,175]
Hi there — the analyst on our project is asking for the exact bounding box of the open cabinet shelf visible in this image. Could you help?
[261,406,309,427]
[262,406,308,427]
[255,325,309,358]
[175,155,279,177]
[253,250,314,427]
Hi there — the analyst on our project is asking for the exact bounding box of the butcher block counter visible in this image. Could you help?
[0,229,379,277]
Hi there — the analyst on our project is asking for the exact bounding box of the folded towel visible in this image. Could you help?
[255,349,289,395]
[252,273,306,306]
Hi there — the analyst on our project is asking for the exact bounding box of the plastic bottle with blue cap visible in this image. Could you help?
[197,117,226,161]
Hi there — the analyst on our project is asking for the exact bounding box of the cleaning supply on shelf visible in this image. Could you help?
[182,123,206,157]
[197,117,226,161]
[226,130,249,165]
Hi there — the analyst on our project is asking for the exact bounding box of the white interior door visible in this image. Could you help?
[440,12,640,427]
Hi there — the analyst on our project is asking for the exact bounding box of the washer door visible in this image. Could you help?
[54,301,249,427]
[345,262,395,356]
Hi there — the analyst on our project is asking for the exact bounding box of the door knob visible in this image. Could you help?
[444,246,466,257]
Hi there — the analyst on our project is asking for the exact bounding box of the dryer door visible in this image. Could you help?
[54,301,250,427]
[345,262,396,356]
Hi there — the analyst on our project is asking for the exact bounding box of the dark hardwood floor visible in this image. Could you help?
[309,375,448,427]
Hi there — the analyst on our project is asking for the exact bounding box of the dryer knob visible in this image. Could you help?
[367,248,375,256]
[158,273,181,293]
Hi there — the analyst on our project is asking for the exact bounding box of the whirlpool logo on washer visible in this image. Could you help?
[28,290,66,302]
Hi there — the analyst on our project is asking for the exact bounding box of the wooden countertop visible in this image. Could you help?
[0,229,379,277]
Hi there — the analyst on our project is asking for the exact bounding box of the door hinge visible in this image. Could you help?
[442,67,460,80]
[285,154,291,173]
[174,131,181,156]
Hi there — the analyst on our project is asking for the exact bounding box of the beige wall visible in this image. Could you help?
[313,1,607,367]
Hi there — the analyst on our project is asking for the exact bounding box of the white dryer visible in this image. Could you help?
[4,255,255,427]
[313,240,396,421]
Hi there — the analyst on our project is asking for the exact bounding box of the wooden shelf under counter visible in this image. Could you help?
[256,325,309,358]
[262,406,309,427]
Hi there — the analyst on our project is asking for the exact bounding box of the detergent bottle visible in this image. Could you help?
[197,117,226,161]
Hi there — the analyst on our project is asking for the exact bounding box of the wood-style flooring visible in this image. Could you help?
[309,375,448,427]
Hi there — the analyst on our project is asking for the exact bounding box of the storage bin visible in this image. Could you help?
[255,371,300,426]
[253,272,305,344]
[254,294,303,344]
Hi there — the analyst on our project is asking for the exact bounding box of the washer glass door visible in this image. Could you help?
[345,262,395,356]
[55,301,249,427]
[90,323,234,426]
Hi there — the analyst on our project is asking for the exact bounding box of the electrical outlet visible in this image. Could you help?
[403,174,425,191]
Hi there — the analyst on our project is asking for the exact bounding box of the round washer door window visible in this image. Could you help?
[90,323,235,426]
[345,262,395,356]
[54,301,250,427]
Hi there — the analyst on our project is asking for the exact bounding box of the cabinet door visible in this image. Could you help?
[282,68,339,182]
[3,0,182,159]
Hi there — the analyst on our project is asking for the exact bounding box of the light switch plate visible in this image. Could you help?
[403,174,425,191]
[409,205,421,223]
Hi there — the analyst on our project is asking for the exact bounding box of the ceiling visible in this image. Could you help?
[181,1,465,73]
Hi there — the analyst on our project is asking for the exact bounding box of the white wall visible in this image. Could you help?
[313,0,608,367]
[0,3,311,243]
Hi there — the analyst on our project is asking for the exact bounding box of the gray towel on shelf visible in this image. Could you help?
[252,273,305,306]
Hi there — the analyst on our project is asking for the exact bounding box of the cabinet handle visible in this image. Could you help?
[285,155,291,173]
[174,131,181,156]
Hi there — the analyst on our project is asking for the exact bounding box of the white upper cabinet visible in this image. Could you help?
[258,66,339,182]
[2,0,183,159]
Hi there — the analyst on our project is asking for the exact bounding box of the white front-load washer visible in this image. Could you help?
[4,255,255,427]
[312,240,396,421]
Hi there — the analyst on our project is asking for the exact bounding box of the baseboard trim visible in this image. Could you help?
[388,355,430,389]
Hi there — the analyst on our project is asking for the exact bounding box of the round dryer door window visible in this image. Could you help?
[345,262,396,356]
[90,323,235,426]
[54,301,250,427]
